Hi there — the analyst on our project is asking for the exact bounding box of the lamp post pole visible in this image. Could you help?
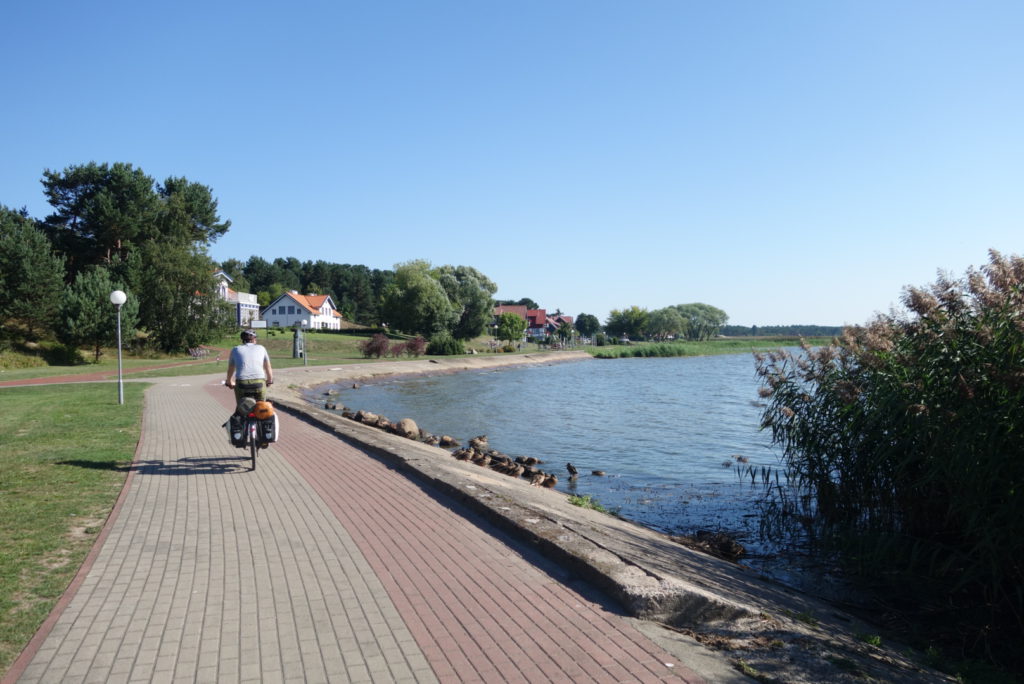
[302,321,309,366]
[110,290,127,404]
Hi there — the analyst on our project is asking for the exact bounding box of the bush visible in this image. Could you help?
[405,336,427,358]
[387,341,407,358]
[755,250,1024,673]
[42,343,85,366]
[595,332,607,346]
[426,331,464,356]
[358,333,390,359]
[0,350,48,370]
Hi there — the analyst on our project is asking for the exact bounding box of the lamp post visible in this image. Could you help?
[109,290,127,404]
[302,320,309,366]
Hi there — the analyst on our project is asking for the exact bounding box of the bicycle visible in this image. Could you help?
[228,385,277,471]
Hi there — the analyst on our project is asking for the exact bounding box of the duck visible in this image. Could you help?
[592,470,606,477]
[541,474,558,488]
[566,463,578,478]
[469,435,488,450]
[529,473,546,486]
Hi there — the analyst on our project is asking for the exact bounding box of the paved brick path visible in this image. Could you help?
[8,378,703,683]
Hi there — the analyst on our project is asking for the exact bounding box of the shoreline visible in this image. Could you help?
[272,349,593,404]
[268,362,949,683]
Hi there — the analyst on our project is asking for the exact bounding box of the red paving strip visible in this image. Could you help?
[222,388,705,683]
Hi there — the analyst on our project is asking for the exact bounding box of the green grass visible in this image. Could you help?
[0,383,145,672]
[585,336,834,359]
[2,330,557,382]
[567,494,611,513]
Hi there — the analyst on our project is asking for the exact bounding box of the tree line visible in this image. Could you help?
[3,161,737,358]
[719,324,843,337]
[2,162,232,356]
[602,303,729,342]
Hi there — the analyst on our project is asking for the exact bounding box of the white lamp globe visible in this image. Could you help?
[110,290,127,306]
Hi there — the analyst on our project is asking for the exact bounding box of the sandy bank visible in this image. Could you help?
[271,350,592,403]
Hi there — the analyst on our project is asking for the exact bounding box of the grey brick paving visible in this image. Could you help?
[12,377,702,683]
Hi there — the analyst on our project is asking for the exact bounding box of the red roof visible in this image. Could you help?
[285,292,342,318]
[493,305,528,319]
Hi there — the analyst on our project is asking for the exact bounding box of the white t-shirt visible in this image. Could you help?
[230,343,269,381]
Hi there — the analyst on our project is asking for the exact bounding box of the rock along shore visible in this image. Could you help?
[270,351,949,683]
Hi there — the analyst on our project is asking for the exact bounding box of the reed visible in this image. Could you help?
[755,250,1024,674]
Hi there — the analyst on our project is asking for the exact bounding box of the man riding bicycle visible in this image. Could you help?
[226,329,274,401]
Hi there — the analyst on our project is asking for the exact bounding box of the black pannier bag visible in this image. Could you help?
[224,414,246,447]
[259,414,279,443]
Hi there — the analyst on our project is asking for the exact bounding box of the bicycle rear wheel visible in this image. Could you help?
[248,420,258,470]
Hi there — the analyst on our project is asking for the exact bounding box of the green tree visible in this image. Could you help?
[217,258,251,293]
[574,313,601,339]
[0,206,65,338]
[59,266,139,361]
[604,306,648,340]
[135,242,232,352]
[556,320,574,346]
[381,260,457,336]
[647,307,687,340]
[672,303,728,340]
[157,176,230,245]
[496,297,539,310]
[41,162,230,280]
[435,265,498,340]
[496,311,527,347]
[41,162,158,275]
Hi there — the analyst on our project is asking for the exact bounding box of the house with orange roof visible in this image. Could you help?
[263,290,343,330]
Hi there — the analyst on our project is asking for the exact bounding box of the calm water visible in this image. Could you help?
[307,354,799,571]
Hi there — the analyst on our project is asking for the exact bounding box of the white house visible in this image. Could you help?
[263,290,342,330]
[214,270,260,327]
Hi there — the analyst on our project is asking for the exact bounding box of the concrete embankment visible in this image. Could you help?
[270,352,950,683]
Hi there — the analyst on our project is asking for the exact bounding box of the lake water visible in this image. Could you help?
[307,353,810,580]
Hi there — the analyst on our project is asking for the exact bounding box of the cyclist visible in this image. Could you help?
[225,329,274,402]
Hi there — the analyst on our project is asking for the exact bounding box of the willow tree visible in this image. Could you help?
[381,260,458,336]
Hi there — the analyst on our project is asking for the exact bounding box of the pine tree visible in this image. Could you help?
[59,267,138,361]
[0,206,65,339]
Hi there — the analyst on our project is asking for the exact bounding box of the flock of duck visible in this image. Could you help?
[332,403,604,488]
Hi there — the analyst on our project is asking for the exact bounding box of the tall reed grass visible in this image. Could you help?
[755,250,1024,674]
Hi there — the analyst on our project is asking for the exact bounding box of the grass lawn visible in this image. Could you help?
[2,330,541,381]
[0,383,145,673]
[583,336,834,358]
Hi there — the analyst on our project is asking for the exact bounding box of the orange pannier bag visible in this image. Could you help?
[253,401,275,420]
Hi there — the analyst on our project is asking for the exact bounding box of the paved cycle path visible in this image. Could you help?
[7,377,704,683]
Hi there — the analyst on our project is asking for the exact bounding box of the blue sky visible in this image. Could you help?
[3,1,1022,327]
